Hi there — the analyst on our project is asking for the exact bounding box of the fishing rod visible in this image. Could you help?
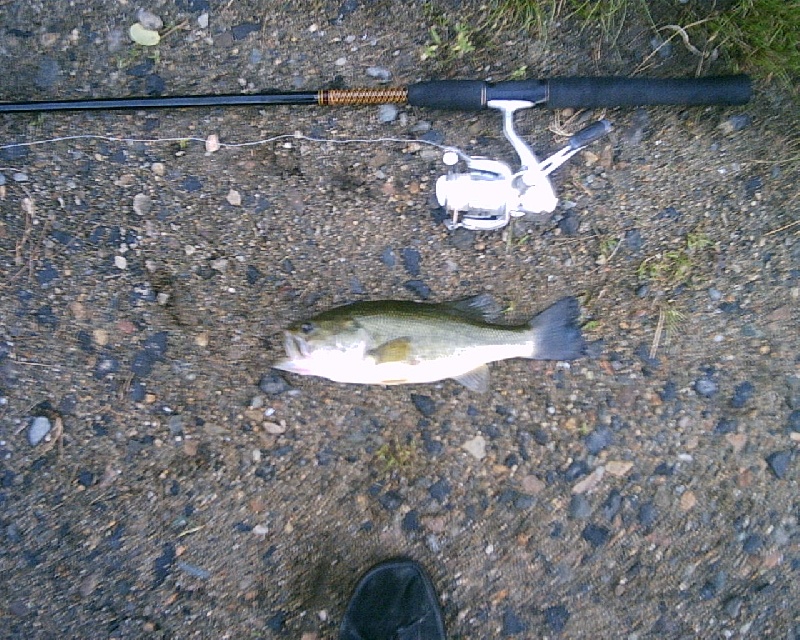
[1,74,752,231]
[0,74,750,113]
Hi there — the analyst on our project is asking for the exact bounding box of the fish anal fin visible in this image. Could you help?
[453,364,490,393]
[369,337,413,364]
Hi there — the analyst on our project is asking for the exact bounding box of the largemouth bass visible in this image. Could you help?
[273,295,585,392]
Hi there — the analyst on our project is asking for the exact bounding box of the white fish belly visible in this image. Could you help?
[343,343,532,385]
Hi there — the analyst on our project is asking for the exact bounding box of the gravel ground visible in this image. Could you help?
[1,1,798,638]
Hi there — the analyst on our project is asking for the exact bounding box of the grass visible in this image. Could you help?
[636,231,712,289]
[489,0,799,89]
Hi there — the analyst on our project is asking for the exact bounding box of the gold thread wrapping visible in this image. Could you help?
[318,87,408,106]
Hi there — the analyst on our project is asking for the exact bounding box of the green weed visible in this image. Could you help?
[637,231,712,288]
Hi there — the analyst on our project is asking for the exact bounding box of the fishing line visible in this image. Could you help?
[0,131,469,162]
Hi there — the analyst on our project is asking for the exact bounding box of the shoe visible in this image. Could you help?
[339,558,446,640]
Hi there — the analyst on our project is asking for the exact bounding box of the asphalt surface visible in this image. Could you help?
[1,1,798,638]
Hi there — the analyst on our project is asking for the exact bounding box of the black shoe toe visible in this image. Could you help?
[339,558,446,640]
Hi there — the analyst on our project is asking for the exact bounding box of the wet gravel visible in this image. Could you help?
[1,1,799,638]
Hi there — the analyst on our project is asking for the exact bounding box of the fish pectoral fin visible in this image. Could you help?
[368,337,413,364]
[453,364,490,393]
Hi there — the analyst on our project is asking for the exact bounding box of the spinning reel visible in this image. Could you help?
[435,100,612,231]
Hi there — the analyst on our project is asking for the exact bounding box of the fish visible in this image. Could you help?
[273,295,586,393]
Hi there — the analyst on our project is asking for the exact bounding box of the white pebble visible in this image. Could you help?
[225,189,241,206]
[28,416,52,446]
[114,255,127,269]
[136,9,163,31]
[462,434,486,460]
[334,56,347,66]
[197,12,209,29]
[132,193,152,216]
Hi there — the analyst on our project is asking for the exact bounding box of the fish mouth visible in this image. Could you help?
[283,331,311,360]
[273,331,311,373]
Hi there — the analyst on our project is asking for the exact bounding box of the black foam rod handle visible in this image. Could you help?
[546,75,752,108]
[407,76,751,110]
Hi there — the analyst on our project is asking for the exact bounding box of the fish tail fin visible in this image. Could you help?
[527,296,586,360]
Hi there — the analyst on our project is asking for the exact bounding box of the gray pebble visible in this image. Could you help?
[137,9,164,31]
[34,57,61,91]
[401,247,421,276]
[380,246,396,268]
[719,114,752,135]
[0,173,5,186]
[622,108,650,146]
[258,372,291,395]
[377,104,398,123]
[694,377,718,398]
[366,66,392,83]
[28,416,52,446]
[708,287,723,302]
[788,410,800,433]
[569,494,592,519]
[786,375,800,410]
[723,595,743,618]
[411,393,437,417]
[12,173,29,182]
[765,450,791,479]
[168,415,184,436]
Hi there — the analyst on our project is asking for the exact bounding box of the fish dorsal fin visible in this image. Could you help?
[453,364,490,393]
[369,337,413,364]
[442,294,504,323]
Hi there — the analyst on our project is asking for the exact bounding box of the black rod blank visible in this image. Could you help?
[0,75,751,114]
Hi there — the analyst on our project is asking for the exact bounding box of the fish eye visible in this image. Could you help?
[300,322,315,334]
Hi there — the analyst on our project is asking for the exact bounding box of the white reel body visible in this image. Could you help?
[435,99,611,231]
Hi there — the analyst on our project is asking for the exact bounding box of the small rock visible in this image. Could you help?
[34,57,61,91]
[231,22,260,40]
[572,467,604,494]
[401,247,421,276]
[638,501,657,528]
[742,533,764,555]
[602,489,623,520]
[621,108,650,146]
[114,255,127,270]
[787,410,800,433]
[366,66,392,83]
[564,459,590,482]
[543,605,570,635]
[585,426,613,454]
[429,478,451,502]
[226,189,242,206]
[501,608,527,636]
[462,435,487,460]
[605,460,633,477]
[521,474,545,494]
[694,376,718,398]
[377,104,398,123]
[136,9,164,31]
[569,494,592,519]
[380,246,396,267]
[404,280,431,300]
[258,373,290,395]
[765,450,791,479]
[558,211,580,236]
[581,523,610,547]
[625,228,643,251]
[718,114,752,135]
[378,490,403,511]
[197,12,209,29]
[410,393,436,417]
[28,416,52,446]
[401,510,420,532]
[132,193,152,216]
